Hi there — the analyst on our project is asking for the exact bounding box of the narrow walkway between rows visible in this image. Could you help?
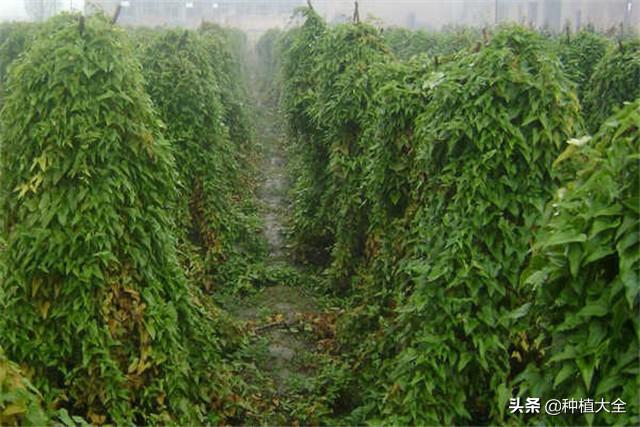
[219,72,341,424]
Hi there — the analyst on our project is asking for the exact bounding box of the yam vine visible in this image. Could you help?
[140,29,263,290]
[262,11,638,425]
[518,99,639,427]
[584,37,640,131]
[0,5,636,426]
[0,14,235,424]
[557,28,610,103]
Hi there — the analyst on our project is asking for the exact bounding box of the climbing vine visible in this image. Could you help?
[365,26,583,424]
[0,14,236,424]
[583,37,640,131]
[280,7,330,263]
[140,29,264,290]
[518,99,639,427]
[0,5,635,426]
[557,28,610,103]
[266,14,638,425]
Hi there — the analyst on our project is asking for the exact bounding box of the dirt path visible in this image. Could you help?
[249,105,319,389]
[222,84,335,423]
[258,114,287,260]
[233,285,319,394]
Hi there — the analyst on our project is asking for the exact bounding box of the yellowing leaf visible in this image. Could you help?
[2,402,27,417]
[39,301,50,319]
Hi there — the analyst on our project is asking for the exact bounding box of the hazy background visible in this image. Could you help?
[2,1,638,44]
[1,0,84,20]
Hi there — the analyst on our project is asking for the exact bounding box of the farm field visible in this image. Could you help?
[0,3,638,426]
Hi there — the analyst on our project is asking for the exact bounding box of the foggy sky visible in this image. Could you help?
[0,0,85,19]
[0,0,637,31]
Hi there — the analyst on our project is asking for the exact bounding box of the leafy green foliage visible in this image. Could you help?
[0,22,38,85]
[0,14,232,424]
[383,25,479,60]
[355,27,583,425]
[140,29,264,290]
[271,18,600,424]
[127,26,161,52]
[584,37,640,131]
[1,9,629,425]
[557,28,610,102]
[199,22,254,156]
[0,347,48,426]
[279,7,326,140]
[517,99,639,426]
[271,10,395,286]
[332,57,438,362]
[307,22,390,292]
[255,28,283,98]
[360,56,434,290]
[278,7,331,263]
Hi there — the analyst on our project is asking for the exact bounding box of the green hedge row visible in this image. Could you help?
[0,13,259,424]
[263,9,639,425]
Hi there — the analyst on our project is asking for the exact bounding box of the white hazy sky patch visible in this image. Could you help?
[0,0,85,20]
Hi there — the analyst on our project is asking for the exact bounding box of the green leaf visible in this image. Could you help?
[577,302,609,318]
[595,375,624,396]
[576,357,595,390]
[568,243,582,277]
[508,302,531,320]
[56,409,75,427]
[553,362,576,388]
[542,231,587,247]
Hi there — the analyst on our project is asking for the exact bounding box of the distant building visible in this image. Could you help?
[496,0,637,31]
[320,0,637,32]
[83,0,637,41]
